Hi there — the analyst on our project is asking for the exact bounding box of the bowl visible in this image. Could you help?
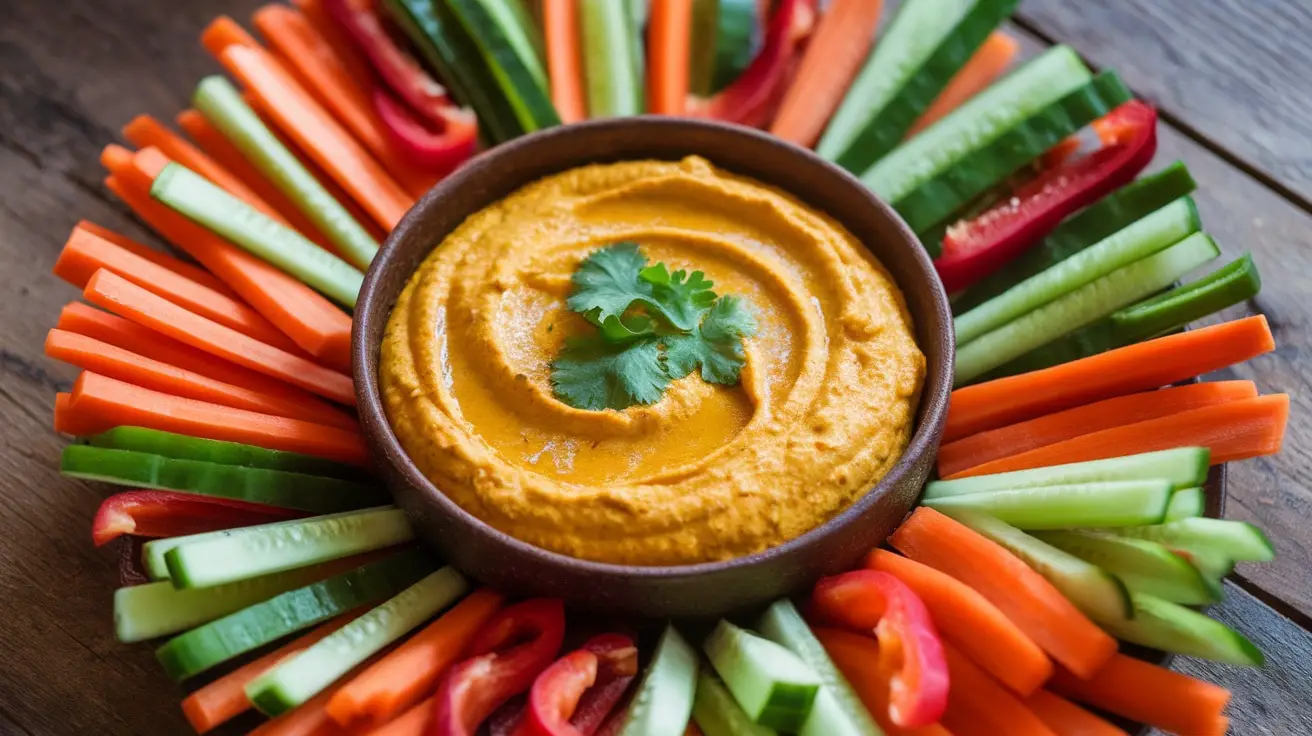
[353,117,954,618]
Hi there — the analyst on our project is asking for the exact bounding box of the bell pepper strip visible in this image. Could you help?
[487,697,527,736]
[934,100,1159,293]
[685,0,804,129]
[811,570,950,729]
[525,634,639,736]
[92,490,306,547]
[373,88,479,176]
[429,598,566,736]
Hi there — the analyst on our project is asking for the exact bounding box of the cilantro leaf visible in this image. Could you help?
[550,335,669,411]
[640,264,717,330]
[663,296,758,384]
[566,243,655,330]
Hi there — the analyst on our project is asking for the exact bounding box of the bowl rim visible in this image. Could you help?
[353,115,954,579]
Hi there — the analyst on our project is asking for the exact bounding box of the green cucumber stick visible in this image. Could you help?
[150,163,363,307]
[580,0,645,117]
[192,76,378,270]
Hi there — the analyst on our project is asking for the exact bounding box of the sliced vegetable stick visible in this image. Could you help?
[83,270,354,405]
[54,392,102,436]
[907,32,1019,137]
[937,381,1258,478]
[1050,654,1229,736]
[202,17,413,229]
[75,220,237,298]
[66,371,369,464]
[647,0,693,115]
[952,394,1290,478]
[182,612,361,734]
[813,627,954,736]
[944,316,1276,442]
[365,697,430,736]
[325,589,505,729]
[938,642,1054,736]
[865,549,1051,696]
[769,0,883,147]
[543,0,587,122]
[45,329,358,431]
[1023,690,1127,736]
[249,645,395,736]
[890,507,1116,679]
[55,225,299,351]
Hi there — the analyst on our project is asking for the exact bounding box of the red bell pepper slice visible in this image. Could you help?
[91,491,306,547]
[812,570,950,729]
[935,100,1158,293]
[429,598,566,736]
[524,634,639,736]
[373,88,478,175]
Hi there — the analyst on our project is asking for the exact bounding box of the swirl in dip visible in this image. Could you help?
[380,157,925,565]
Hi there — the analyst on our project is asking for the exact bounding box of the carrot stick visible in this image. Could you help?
[54,392,102,436]
[865,549,1052,696]
[950,393,1290,478]
[326,589,505,729]
[202,16,414,229]
[1050,654,1229,736]
[937,381,1259,478]
[543,0,587,122]
[938,642,1055,736]
[83,269,355,406]
[182,612,360,734]
[250,646,395,736]
[812,627,954,736]
[252,3,439,198]
[67,371,369,464]
[1023,690,1127,736]
[102,152,353,370]
[943,316,1277,442]
[75,220,237,298]
[890,508,1116,679]
[769,0,883,147]
[45,329,358,431]
[647,0,693,115]
[55,225,300,352]
[907,32,1019,137]
[365,697,430,736]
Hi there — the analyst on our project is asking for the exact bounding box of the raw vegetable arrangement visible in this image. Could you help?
[35,0,1292,733]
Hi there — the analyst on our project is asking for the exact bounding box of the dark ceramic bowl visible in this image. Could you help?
[354,117,954,619]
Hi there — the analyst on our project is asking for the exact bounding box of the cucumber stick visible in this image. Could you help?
[864,45,1090,205]
[694,672,778,736]
[1097,593,1264,667]
[1034,530,1221,605]
[618,625,699,736]
[820,0,1018,172]
[707,0,761,94]
[924,480,1172,529]
[704,620,821,732]
[61,445,386,513]
[1112,518,1275,562]
[247,567,468,715]
[756,600,881,736]
[156,549,435,681]
[892,72,1133,234]
[446,0,559,132]
[151,163,364,306]
[1164,487,1206,521]
[924,448,1209,499]
[580,0,644,117]
[955,232,1221,384]
[192,77,379,268]
[955,197,1201,344]
[160,507,414,588]
[86,427,365,479]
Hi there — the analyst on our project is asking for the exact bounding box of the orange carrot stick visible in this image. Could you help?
[943,316,1276,442]
[181,612,361,734]
[326,589,505,729]
[76,220,237,298]
[648,0,693,115]
[45,329,357,431]
[66,371,369,464]
[938,642,1055,736]
[202,16,413,229]
[769,0,883,147]
[907,32,1019,137]
[365,697,431,736]
[83,269,355,406]
[937,381,1259,478]
[1023,690,1127,736]
[250,646,395,736]
[865,549,1052,696]
[543,0,587,122]
[890,508,1116,679]
[951,393,1290,478]
[55,225,299,352]
[54,392,102,436]
[1050,654,1230,736]
[813,627,955,736]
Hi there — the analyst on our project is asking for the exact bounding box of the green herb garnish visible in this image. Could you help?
[551,243,757,411]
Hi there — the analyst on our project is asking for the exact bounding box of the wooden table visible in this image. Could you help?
[0,0,1309,733]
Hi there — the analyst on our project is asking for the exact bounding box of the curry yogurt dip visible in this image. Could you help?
[380,157,925,565]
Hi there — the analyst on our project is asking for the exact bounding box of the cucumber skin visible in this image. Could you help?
[618,626,700,736]
[446,0,560,133]
[1035,530,1221,605]
[1113,518,1275,562]
[924,448,1210,499]
[924,480,1172,530]
[579,0,645,117]
[704,620,821,732]
[693,673,778,736]
[1163,487,1206,522]
[87,426,366,480]
[1097,593,1264,667]
[893,72,1134,235]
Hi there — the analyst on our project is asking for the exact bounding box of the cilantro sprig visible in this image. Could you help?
[551,243,758,411]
